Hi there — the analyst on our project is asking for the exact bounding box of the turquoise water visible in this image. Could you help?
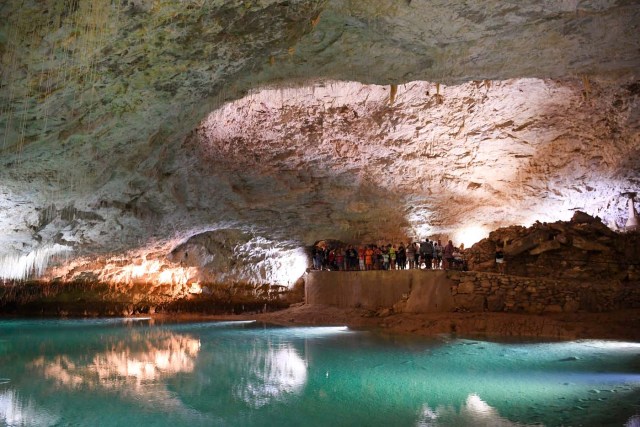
[0,319,639,426]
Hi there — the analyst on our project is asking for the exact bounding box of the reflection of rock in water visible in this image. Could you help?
[418,394,528,427]
[233,342,308,408]
[29,331,200,389]
[0,389,60,427]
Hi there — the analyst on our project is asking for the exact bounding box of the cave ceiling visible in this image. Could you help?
[0,0,639,284]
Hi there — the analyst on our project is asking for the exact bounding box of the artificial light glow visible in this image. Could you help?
[266,247,309,286]
[188,282,202,294]
[454,226,488,248]
[97,259,199,287]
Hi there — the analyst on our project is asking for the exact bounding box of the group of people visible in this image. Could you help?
[311,239,466,272]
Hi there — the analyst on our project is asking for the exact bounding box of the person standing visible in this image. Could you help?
[443,240,455,270]
[388,244,397,270]
[382,247,390,270]
[420,238,434,269]
[406,242,415,269]
[495,241,505,274]
[435,239,444,269]
[397,243,406,269]
[365,246,374,270]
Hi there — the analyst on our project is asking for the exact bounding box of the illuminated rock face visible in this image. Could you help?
[0,1,639,286]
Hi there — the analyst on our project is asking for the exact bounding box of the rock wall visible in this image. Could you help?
[448,271,640,314]
[306,270,640,314]
[305,270,454,312]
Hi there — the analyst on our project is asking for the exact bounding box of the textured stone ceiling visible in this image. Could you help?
[0,0,639,285]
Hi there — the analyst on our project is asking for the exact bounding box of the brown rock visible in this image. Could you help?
[544,304,563,313]
[563,299,580,313]
[572,236,609,252]
[454,294,486,312]
[486,295,505,311]
[505,231,549,256]
[571,211,598,224]
[457,281,475,294]
[529,239,562,255]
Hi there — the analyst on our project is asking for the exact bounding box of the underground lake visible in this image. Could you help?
[0,318,639,426]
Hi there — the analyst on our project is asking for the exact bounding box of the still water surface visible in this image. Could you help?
[0,318,639,426]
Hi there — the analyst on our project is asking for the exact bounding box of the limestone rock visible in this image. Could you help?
[0,1,639,287]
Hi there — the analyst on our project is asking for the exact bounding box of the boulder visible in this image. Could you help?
[505,231,549,256]
[572,236,610,252]
[571,211,599,224]
[529,239,562,255]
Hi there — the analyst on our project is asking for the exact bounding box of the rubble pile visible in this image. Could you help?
[467,212,640,281]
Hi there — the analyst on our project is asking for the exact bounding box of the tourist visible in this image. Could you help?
[382,247,390,270]
[413,242,420,268]
[358,246,366,271]
[397,243,406,269]
[352,246,360,270]
[338,248,346,271]
[374,245,382,270]
[443,240,454,270]
[322,247,329,270]
[420,238,434,269]
[328,249,336,270]
[432,240,439,269]
[312,246,321,270]
[406,242,415,269]
[346,245,357,271]
[365,246,374,270]
[435,239,444,269]
[389,244,396,270]
[495,241,505,274]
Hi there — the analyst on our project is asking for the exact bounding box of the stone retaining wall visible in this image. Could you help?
[305,270,454,312]
[305,270,640,314]
[448,271,640,314]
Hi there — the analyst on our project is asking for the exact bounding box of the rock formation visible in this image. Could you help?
[0,1,639,291]
[467,211,640,281]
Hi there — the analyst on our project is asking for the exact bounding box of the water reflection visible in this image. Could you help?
[0,321,638,426]
[29,331,201,389]
[233,343,307,408]
[0,389,59,427]
[418,394,529,427]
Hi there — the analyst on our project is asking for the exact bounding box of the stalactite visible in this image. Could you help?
[0,244,72,281]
